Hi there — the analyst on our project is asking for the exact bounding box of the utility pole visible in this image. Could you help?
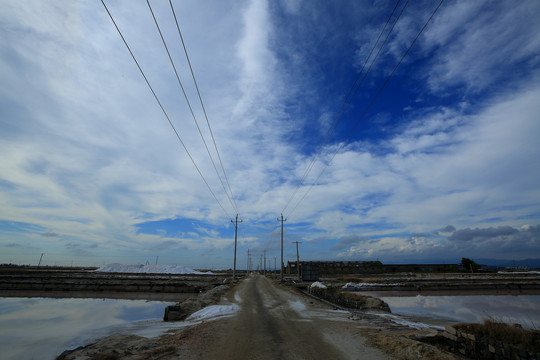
[38,253,44,267]
[292,241,302,281]
[277,214,287,282]
[247,249,250,275]
[274,257,276,271]
[263,250,266,276]
[231,214,243,281]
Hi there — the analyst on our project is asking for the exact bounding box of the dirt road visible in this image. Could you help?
[206,275,396,360]
[61,275,456,359]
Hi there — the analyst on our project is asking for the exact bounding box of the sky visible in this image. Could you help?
[1,0,539,269]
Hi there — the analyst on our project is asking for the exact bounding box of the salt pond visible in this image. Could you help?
[356,292,540,328]
[3,293,539,359]
[0,297,184,360]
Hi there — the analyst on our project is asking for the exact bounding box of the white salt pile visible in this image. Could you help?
[95,263,211,274]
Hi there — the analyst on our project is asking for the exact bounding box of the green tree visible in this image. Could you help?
[461,257,480,273]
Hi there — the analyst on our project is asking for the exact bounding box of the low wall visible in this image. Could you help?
[0,279,198,293]
[0,270,220,294]
[342,280,540,293]
[308,286,390,312]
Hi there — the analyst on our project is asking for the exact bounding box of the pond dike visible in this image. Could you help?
[0,268,226,295]
[336,272,540,293]
[305,285,391,312]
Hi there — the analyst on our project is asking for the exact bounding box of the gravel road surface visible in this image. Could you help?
[205,275,396,360]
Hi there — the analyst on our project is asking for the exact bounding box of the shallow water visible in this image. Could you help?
[0,297,179,360]
[356,293,540,328]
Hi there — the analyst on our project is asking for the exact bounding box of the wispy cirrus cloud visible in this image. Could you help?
[421,0,540,93]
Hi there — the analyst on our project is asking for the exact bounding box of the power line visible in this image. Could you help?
[101,0,232,220]
[285,0,446,219]
[169,0,240,216]
[145,0,238,216]
[281,0,405,216]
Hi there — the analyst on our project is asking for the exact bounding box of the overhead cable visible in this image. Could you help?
[169,0,240,216]
[101,0,232,220]
[285,0,446,219]
[145,0,238,216]
[281,0,404,216]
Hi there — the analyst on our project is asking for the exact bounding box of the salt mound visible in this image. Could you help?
[310,281,327,289]
[95,263,211,274]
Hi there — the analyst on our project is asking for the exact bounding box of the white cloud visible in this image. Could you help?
[281,82,540,244]
[422,0,540,92]
[1,1,539,266]
[325,83,540,260]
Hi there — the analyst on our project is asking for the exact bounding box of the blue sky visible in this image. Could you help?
[1,0,539,269]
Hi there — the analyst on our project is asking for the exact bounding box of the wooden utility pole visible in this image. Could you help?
[38,253,44,267]
[263,249,266,275]
[292,241,302,281]
[277,214,287,282]
[232,214,242,281]
[247,249,250,275]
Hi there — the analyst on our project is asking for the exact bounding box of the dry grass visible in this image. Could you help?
[368,334,457,360]
[455,319,540,353]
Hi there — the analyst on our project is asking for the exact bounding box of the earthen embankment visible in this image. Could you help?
[0,267,229,295]
[326,272,540,294]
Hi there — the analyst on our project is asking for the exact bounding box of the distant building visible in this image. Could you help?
[286,261,458,276]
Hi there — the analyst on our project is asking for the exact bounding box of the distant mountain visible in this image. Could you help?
[334,258,540,269]
[379,258,540,269]
[475,258,540,269]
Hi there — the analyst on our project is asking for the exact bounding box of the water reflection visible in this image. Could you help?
[1,290,190,301]
[0,297,177,360]
[368,294,540,327]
